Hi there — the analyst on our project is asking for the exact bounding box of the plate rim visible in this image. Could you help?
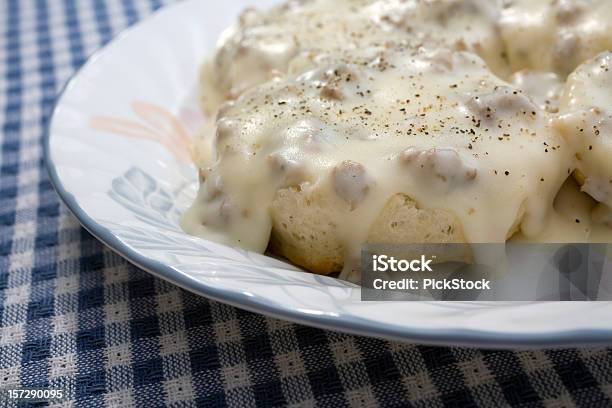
[43,0,612,349]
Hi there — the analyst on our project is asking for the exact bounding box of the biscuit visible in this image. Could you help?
[270,187,468,275]
[556,52,612,207]
[183,47,572,280]
[200,0,506,114]
[500,0,612,77]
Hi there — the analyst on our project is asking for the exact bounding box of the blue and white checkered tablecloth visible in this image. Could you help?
[1,0,612,407]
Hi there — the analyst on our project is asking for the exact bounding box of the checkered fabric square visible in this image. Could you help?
[1,0,612,407]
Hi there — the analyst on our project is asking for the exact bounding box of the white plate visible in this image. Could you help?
[45,0,612,348]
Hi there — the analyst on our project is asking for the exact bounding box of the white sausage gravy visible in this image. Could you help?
[182,0,612,277]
